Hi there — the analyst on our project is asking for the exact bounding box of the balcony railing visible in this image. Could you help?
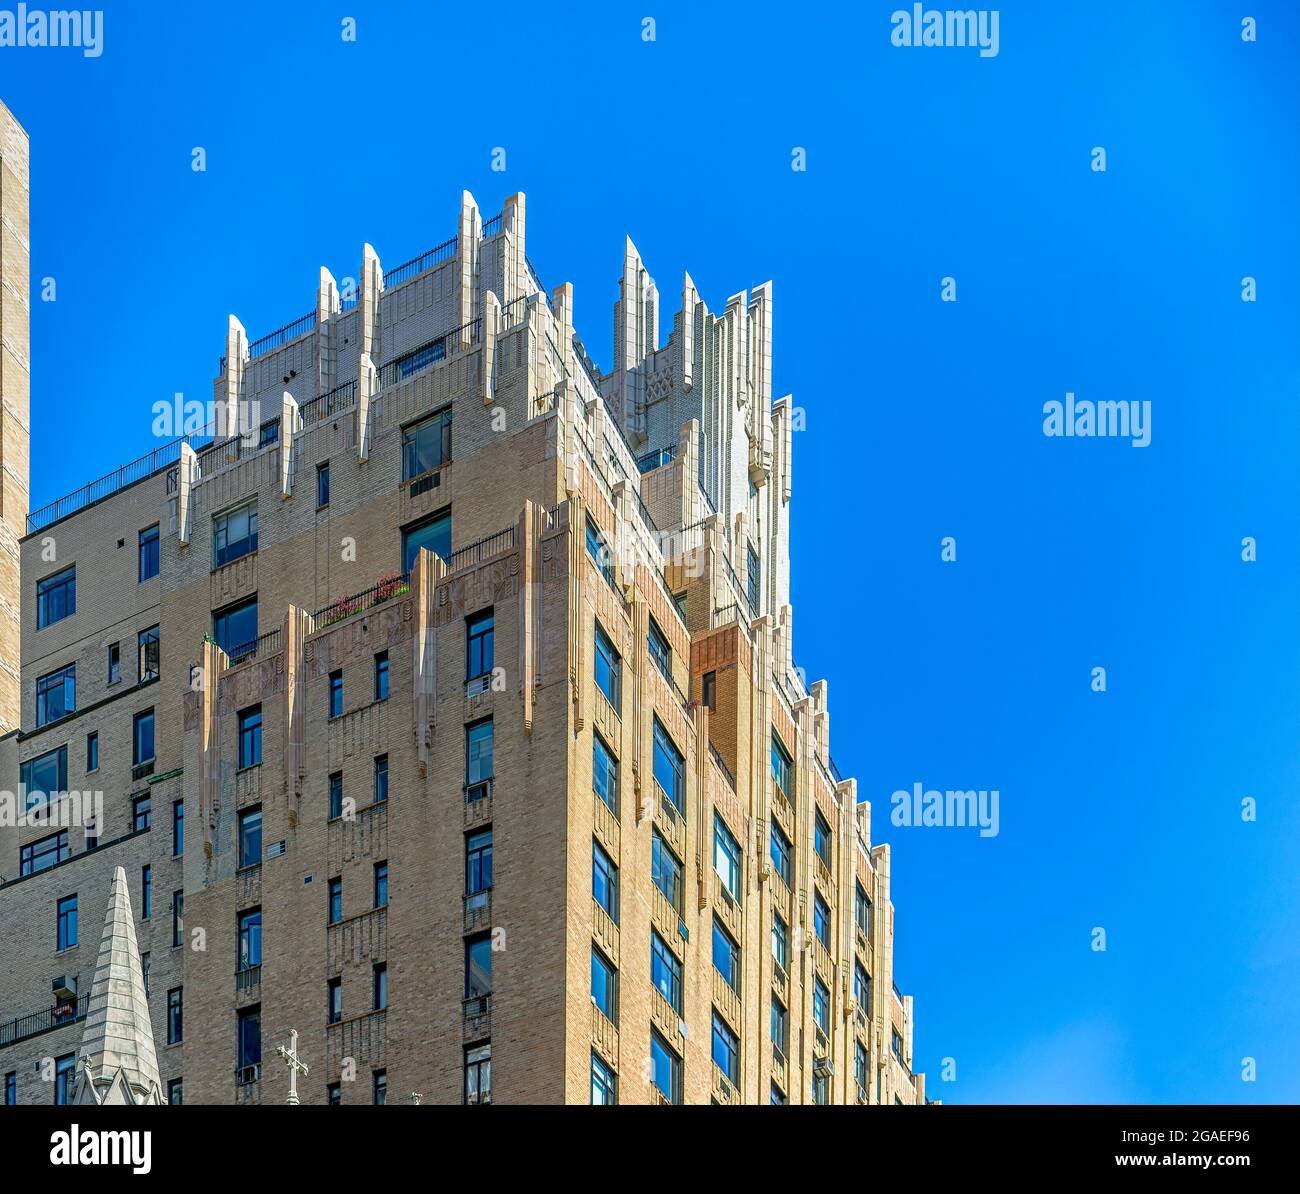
[299,379,357,427]
[710,744,736,791]
[383,236,457,288]
[0,1001,84,1048]
[248,310,317,360]
[463,994,492,1040]
[635,446,675,474]
[226,627,282,667]
[446,526,515,574]
[462,889,492,935]
[312,574,410,629]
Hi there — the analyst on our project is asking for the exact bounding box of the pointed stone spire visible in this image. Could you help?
[76,866,163,1105]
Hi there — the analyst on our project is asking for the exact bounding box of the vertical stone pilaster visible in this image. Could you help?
[456,190,481,346]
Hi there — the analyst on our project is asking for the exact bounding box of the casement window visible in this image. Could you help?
[650,932,682,1014]
[814,809,833,869]
[813,891,832,949]
[138,626,160,682]
[401,408,452,479]
[373,1070,387,1106]
[652,720,683,813]
[238,908,262,970]
[238,807,262,869]
[592,840,618,923]
[651,830,683,914]
[20,831,68,877]
[746,543,760,612]
[769,822,793,887]
[770,733,792,798]
[213,501,258,568]
[401,510,451,572]
[37,566,76,629]
[172,800,184,856]
[56,895,78,951]
[855,884,872,940]
[593,622,621,708]
[213,598,257,660]
[372,963,387,1011]
[86,731,98,772]
[328,772,343,819]
[592,733,618,813]
[712,1012,739,1085]
[465,935,493,1002]
[713,814,742,904]
[327,979,342,1024]
[35,664,75,726]
[132,794,152,831]
[591,946,617,1020]
[466,609,494,680]
[21,745,67,811]
[712,918,740,994]
[855,962,871,1010]
[237,705,262,768]
[649,1031,681,1105]
[464,1044,491,1105]
[167,1079,183,1105]
[139,524,160,581]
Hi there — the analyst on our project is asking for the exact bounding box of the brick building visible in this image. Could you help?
[0,101,925,1105]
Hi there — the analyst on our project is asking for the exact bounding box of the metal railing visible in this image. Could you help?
[226,627,283,666]
[248,310,316,359]
[0,1002,85,1048]
[378,318,481,390]
[299,379,357,426]
[446,526,515,574]
[480,213,502,238]
[710,743,736,791]
[636,446,675,473]
[312,573,411,628]
[383,236,457,288]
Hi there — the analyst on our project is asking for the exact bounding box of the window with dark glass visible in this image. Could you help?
[466,830,492,904]
[20,830,68,876]
[328,671,343,718]
[770,822,792,887]
[54,1053,76,1105]
[238,807,262,869]
[373,1070,387,1105]
[374,861,388,909]
[892,1028,904,1061]
[746,543,760,611]
[328,772,343,819]
[712,918,740,993]
[172,800,184,857]
[167,988,183,1044]
[138,626,160,682]
[237,1006,261,1076]
[466,609,494,680]
[35,664,75,726]
[401,408,452,479]
[238,907,262,970]
[327,978,342,1024]
[56,894,77,950]
[652,719,683,813]
[702,670,716,710]
[712,1012,739,1084]
[771,996,788,1054]
[213,501,258,568]
[771,733,792,797]
[813,891,831,948]
[107,642,120,684]
[592,733,618,813]
[401,510,451,572]
[374,651,389,701]
[141,952,150,995]
[132,708,155,766]
[37,566,76,630]
[647,616,671,678]
[85,815,98,850]
[856,1042,869,1092]
[373,963,387,1011]
[327,1083,340,1105]
[465,934,492,1003]
[585,516,614,586]
[141,866,151,919]
[813,978,830,1034]
[316,461,330,508]
[465,719,493,795]
[651,830,683,914]
[237,705,261,769]
[591,946,617,1020]
[814,809,833,869]
[593,622,620,708]
[374,754,388,804]
[168,1078,183,1105]
[650,1031,681,1105]
[592,840,618,923]
[855,961,871,1009]
[650,932,682,1013]
[21,745,67,811]
[213,597,257,660]
[856,884,872,940]
[327,877,342,925]
[772,913,789,973]
[86,731,98,772]
[171,890,184,947]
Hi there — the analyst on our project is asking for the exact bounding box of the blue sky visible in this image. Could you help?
[5,1,1297,1103]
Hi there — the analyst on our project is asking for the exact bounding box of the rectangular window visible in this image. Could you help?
[328,671,343,718]
[401,510,451,572]
[712,1012,739,1084]
[772,913,789,973]
[812,1072,829,1105]
[327,978,342,1024]
[235,705,262,769]
[770,733,792,797]
[373,963,387,1011]
[585,516,614,586]
[171,891,184,947]
[172,800,184,857]
[856,1042,869,1093]
[213,597,257,660]
[771,996,788,1054]
[892,1029,904,1061]
[5,1071,16,1105]
[712,918,740,993]
[167,988,183,1044]
[466,609,494,680]
[591,1053,617,1105]
[238,907,262,970]
[107,642,120,684]
[20,834,68,884]
[592,840,618,923]
[373,1070,387,1106]
[702,669,716,710]
[746,543,760,611]
[86,731,98,772]
[139,524,160,581]
[770,822,793,887]
[166,1078,182,1105]
[132,708,155,767]
[35,664,75,726]
[466,830,493,902]
[814,891,831,949]
[374,652,389,701]
[56,894,78,951]
[649,1031,681,1105]
[856,884,872,940]
[213,500,258,568]
[238,807,262,869]
[141,866,151,919]
[650,932,682,1014]
[652,719,683,813]
[131,794,151,831]
[465,934,492,1000]
[593,622,621,708]
[138,626,160,682]
[54,1054,76,1105]
[327,1083,341,1105]
[814,809,833,869]
[591,946,617,1020]
[85,814,98,850]
[401,408,452,479]
[813,978,830,1034]
[647,616,671,678]
[141,952,150,995]
[21,745,68,811]
[327,877,342,925]
[328,772,343,820]
[855,961,871,1010]
[713,813,742,903]
[373,754,388,804]
[465,1043,491,1105]
[651,830,683,915]
[465,719,493,796]
[771,1083,787,1105]
[592,733,618,813]
[374,861,388,909]
[238,1007,261,1076]
[316,461,330,508]
[37,565,76,630]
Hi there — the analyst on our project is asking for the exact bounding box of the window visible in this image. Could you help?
[167,988,183,1044]
[85,815,98,850]
[593,622,620,708]
[138,524,160,581]
[141,866,151,919]
[327,978,342,1024]
[591,947,617,1020]
[56,894,78,950]
[107,642,120,684]
[402,510,451,572]
[856,1042,869,1093]
[650,932,682,1013]
[213,597,257,659]
[466,609,494,680]
[592,733,618,813]
[238,807,262,869]
[328,772,343,820]
[585,516,614,586]
[326,1083,341,1105]
[54,1053,76,1105]
[855,961,871,1010]
[771,733,792,797]
[171,891,184,947]
[891,1029,904,1062]
[712,1012,739,1084]
[37,566,76,629]
[770,822,792,887]
[132,708,155,766]
[652,719,683,813]
[328,671,343,718]
[814,810,833,869]
[813,978,830,1034]
[21,745,67,811]
[86,731,98,772]
[651,831,683,914]
[316,461,330,508]
[373,1070,387,1106]
[374,651,389,701]
[464,1043,491,1105]
[35,664,75,726]
[856,884,872,940]
[649,1031,681,1105]
[713,814,742,904]
[172,800,184,857]
[238,705,262,768]
[213,500,258,567]
[465,934,493,1001]
[138,626,160,682]
[591,1053,617,1105]
[465,719,493,796]
[373,963,387,1011]
[327,877,342,925]
[771,1083,787,1105]
[20,830,69,876]
[771,996,788,1054]
[712,919,740,993]
[466,831,493,905]
[772,913,789,973]
[5,1072,16,1105]
[238,908,262,970]
[141,952,150,995]
[167,1078,183,1105]
[813,891,831,949]
[592,840,618,923]
[131,794,151,831]
[746,543,760,611]
[374,861,388,909]
[647,616,671,678]
[373,754,389,804]
[812,1072,829,1105]
[237,1007,261,1077]
[702,669,716,710]
[401,407,452,479]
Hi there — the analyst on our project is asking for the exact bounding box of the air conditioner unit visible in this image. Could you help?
[52,976,77,1000]
[813,1056,834,1078]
